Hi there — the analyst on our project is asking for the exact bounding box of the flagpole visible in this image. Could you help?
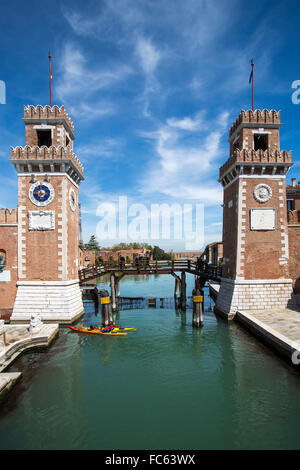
[48,50,52,107]
[251,59,254,111]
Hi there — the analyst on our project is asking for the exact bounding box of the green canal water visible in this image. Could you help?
[1,274,300,450]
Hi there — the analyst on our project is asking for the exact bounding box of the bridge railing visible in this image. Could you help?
[79,259,222,284]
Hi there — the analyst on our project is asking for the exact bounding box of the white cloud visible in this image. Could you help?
[139,110,229,205]
[136,37,161,77]
[55,42,131,106]
[68,101,116,122]
[135,36,162,117]
[77,138,123,162]
[166,114,204,131]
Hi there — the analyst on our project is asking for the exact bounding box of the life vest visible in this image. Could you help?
[101,326,111,332]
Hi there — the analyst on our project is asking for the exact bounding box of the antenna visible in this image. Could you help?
[48,50,52,107]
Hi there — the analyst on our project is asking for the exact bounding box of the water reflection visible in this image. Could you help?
[1,275,300,449]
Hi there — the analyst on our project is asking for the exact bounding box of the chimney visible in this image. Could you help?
[292,178,296,187]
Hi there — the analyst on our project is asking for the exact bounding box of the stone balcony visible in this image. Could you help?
[11,145,84,184]
[219,148,292,185]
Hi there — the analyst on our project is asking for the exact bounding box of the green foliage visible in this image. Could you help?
[85,235,100,251]
[152,245,173,261]
[110,242,152,252]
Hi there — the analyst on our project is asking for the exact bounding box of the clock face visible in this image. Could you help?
[29,181,55,207]
[69,187,77,212]
[253,184,272,203]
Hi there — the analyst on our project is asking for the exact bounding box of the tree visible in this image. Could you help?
[152,246,173,261]
[85,235,100,251]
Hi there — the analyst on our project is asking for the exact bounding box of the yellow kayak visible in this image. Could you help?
[110,327,137,332]
[67,326,127,336]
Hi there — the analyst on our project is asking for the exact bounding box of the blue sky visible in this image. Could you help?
[0,0,300,251]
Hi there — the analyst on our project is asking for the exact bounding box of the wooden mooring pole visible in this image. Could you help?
[100,290,111,326]
[110,274,116,310]
[174,278,179,297]
[192,286,204,327]
[93,286,99,312]
[180,271,186,310]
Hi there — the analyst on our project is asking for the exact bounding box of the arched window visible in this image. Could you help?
[0,250,6,272]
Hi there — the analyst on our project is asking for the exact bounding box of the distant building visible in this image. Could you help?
[96,248,151,264]
[78,247,96,269]
[286,178,300,304]
[286,178,300,214]
[171,251,202,260]
[200,242,223,266]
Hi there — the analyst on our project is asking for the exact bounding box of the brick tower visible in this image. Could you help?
[10,105,84,323]
[215,109,294,318]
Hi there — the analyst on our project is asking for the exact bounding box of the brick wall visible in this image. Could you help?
[0,224,18,318]
[17,175,79,282]
[0,208,18,224]
[222,179,239,278]
[288,226,300,293]
[242,178,289,280]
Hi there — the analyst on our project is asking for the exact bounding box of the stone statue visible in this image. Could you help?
[28,312,43,333]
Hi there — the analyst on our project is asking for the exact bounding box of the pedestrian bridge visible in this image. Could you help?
[79,259,222,285]
[79,259,222,325]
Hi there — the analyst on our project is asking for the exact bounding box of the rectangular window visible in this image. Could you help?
[254,134,268,151]
[287,199,295,211]
[37,130,52,147]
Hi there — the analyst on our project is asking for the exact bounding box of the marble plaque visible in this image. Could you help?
[0,270,11,282]
[28,210,55,231]
[250,209,275,231]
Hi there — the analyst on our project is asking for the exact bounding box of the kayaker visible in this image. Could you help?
[100,325,112,333]
[109,321,123,330]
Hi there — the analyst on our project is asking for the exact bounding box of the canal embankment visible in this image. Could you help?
[0,323,58,400]
[236,308,300,364]
[209,281,300,365]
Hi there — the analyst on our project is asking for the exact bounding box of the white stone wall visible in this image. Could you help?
[216,278,294,317]
[11,280,83,323]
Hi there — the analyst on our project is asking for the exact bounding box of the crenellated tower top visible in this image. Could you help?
[219,109,292,187]
[229,109,281,138]
[11,105,83,185]
[24,105,75,137]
